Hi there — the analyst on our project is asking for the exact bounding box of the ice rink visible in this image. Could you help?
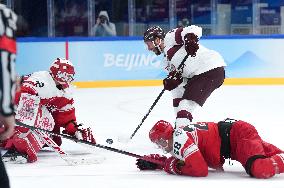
[3,85,284,188]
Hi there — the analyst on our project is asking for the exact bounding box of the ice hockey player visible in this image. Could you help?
[136,119,284,179]
[144,25,226,128]
[1,58,96,163]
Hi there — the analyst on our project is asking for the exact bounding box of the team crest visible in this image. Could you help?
[174,129,183,137]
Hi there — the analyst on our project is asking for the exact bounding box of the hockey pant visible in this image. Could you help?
[230,120,284,178]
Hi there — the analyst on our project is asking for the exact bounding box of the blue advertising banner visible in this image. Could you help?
[68,40,165,81]
[201,37,284,78]
[16,36,284,85]
[16,41,66,75]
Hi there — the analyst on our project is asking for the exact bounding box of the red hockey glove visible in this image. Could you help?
[184,33,199,57]
[136,154,167,170]
[164,156,183,175]
[163,71,183,91]
[75,127,96,144]
[63,122,96,144]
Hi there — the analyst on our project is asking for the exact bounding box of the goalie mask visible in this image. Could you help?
[49,58,75,89]
[149,120,174,153]
[144,26,165,55]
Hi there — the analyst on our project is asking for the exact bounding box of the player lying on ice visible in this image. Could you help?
[1,58,96,163]
[136,119,284,179]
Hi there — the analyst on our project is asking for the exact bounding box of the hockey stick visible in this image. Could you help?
[129,88,165,140]
[128,53,190,140]
[32,130,101,165]
[15,120,164,166]
[32,130,76,165]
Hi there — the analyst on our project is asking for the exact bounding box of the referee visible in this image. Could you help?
[0,4,17,188]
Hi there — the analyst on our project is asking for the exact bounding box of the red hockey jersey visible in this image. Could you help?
[172,122,223,176]
[171,120,283,177]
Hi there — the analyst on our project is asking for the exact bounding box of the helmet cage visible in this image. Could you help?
[50,58,75,88]
[152,40,163,55]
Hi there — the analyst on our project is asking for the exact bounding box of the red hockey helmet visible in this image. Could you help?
[149,120,174,148]
[49,58,75,89]
[143,26,165,42]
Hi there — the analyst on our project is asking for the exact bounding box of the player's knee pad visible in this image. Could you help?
[246,155,275,178]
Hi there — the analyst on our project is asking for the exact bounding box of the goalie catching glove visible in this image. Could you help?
[63,121,96,144]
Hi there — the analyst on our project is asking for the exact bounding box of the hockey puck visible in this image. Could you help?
[106,138,113,144]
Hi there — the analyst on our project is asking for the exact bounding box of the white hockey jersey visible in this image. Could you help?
[163,25,226,78]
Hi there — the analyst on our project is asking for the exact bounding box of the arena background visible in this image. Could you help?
[8,0,284,87]
[3,1,284,187]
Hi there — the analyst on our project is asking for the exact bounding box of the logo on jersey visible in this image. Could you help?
[183,123,209,132]
[165,63,176,72]
[174,129,183,137]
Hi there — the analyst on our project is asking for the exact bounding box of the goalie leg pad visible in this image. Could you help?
[9,128,45,163]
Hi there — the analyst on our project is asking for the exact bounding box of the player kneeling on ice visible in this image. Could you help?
[136,119,284,179]
[1,58,96,163]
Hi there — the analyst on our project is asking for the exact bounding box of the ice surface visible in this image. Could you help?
[4,85,284,188]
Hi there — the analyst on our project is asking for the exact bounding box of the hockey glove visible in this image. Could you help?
[136,154,167,170]
[164,156,183,175]
[184,33,199,57]
[163,71,183,91]
[75,127,96,144]
[63,122,96,144]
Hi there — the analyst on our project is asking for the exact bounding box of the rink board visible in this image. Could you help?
[72,78,284,88]
[16,35,284,87]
